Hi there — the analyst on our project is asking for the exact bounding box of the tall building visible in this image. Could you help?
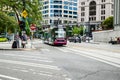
[114,0,120,30]
[41,0,79,27]
[78,0,114,34]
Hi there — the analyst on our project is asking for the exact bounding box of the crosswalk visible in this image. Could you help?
[0,51,71,80]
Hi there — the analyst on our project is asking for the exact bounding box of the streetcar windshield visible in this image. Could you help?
[55,28,66,38]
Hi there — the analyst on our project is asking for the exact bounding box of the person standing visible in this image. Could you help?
[21,33,27,48]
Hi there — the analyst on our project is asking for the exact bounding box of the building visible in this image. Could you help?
[92,0,120,42]
[41,0,79,27]
[78,0,114,36]
[114,0,120,30]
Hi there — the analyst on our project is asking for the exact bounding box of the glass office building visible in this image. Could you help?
[41,0,78,27]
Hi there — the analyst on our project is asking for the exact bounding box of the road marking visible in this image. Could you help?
[41,49,50,52]
[65,78,72,80]
[67,48,120,68]
[0,74,22,80]
[38,72,53,77]
[56,48,70,53]
[2,54,49,60]
[0,59,60,71]
[20,57,53,63]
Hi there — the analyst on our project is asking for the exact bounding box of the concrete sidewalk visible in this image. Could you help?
[0,39,36,50]
[67,41,120,53]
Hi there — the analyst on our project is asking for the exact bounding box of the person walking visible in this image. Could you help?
[21,33,27,48]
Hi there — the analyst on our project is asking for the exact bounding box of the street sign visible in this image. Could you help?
[21,10,28,18]
[30,24,36,32]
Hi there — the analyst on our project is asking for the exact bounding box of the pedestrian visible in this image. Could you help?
[14,33,20,48]
[21,33,27,48]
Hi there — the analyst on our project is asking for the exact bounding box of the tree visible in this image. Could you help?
[72,26,80,35]
[72,26,84,36]
[0,11,18,33]
[102,16,113,30]
[0,0,43,35]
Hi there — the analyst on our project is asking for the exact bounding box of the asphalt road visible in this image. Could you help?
[0,40,120,80]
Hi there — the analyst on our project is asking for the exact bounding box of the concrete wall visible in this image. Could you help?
[92,30,120,42]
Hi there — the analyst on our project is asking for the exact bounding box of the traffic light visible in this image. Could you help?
[19,21,25,31]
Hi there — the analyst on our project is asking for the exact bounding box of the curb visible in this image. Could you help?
[0,48,36,51]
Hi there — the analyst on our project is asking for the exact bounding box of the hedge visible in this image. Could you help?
[0,38,8,42]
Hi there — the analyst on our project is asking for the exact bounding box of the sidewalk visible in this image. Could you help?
[67,41,120,53]
[0,39,36,50]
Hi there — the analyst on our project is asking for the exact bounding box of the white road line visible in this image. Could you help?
[20,57,53,63]
[38,72,53,77]
[65,78,72,80]
[56,48,70,53]
[67,48,120,68]
[2,54,49,60]
[41,49,50,52]
[0,74,22,80]
[0,59,60,71]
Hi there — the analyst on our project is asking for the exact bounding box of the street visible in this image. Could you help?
[0,40,120,80]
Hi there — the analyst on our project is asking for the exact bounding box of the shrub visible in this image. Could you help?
[0,37,8,42]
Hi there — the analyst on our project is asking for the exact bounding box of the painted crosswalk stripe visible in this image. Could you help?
[41,49,50,52]
[0,74,22,80]
[0,59,60,71]
[55,48,70,53]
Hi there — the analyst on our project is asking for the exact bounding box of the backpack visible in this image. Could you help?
[12,41,17,48]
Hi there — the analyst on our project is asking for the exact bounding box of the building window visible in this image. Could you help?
[81,18,84,22]
[111,4,114,9]
[101,10,105,15]
[81,12,85,16]
[64,15,68,17]
[89,1,96,16]
[89,17,96,21]
[81,7,85,11]
[111,10,114,15]
[81,2,85,5]
[101,16,105,20]
[101,4,105,9]
[101,0,105,2]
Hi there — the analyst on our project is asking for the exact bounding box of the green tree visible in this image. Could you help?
[0,0,43,34]
[72,26,80,35]
[72,26,84,36]
[102,16,113,30]
[0,11,18,33]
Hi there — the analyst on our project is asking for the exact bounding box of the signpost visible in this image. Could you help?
[30,24,36,32]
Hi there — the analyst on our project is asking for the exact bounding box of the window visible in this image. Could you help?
[81,18,84,22]
[64,15,68,17]
[73,7,77,10]
[64,10,68,14]
[101,10,105,15]
[101,0,105,2]
[69,11,72,14]
[89,1,96,16]
[101,16,105,20]
[101,4,105,9]
[81,7,85,11]
[81,2,85,5]
[73,16,77,18]
[111,10,114,15]
[111,4,114,9]
[89,17,96,21]
[81,12,85,16]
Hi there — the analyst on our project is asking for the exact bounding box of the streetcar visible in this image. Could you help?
[43,25,67,46]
